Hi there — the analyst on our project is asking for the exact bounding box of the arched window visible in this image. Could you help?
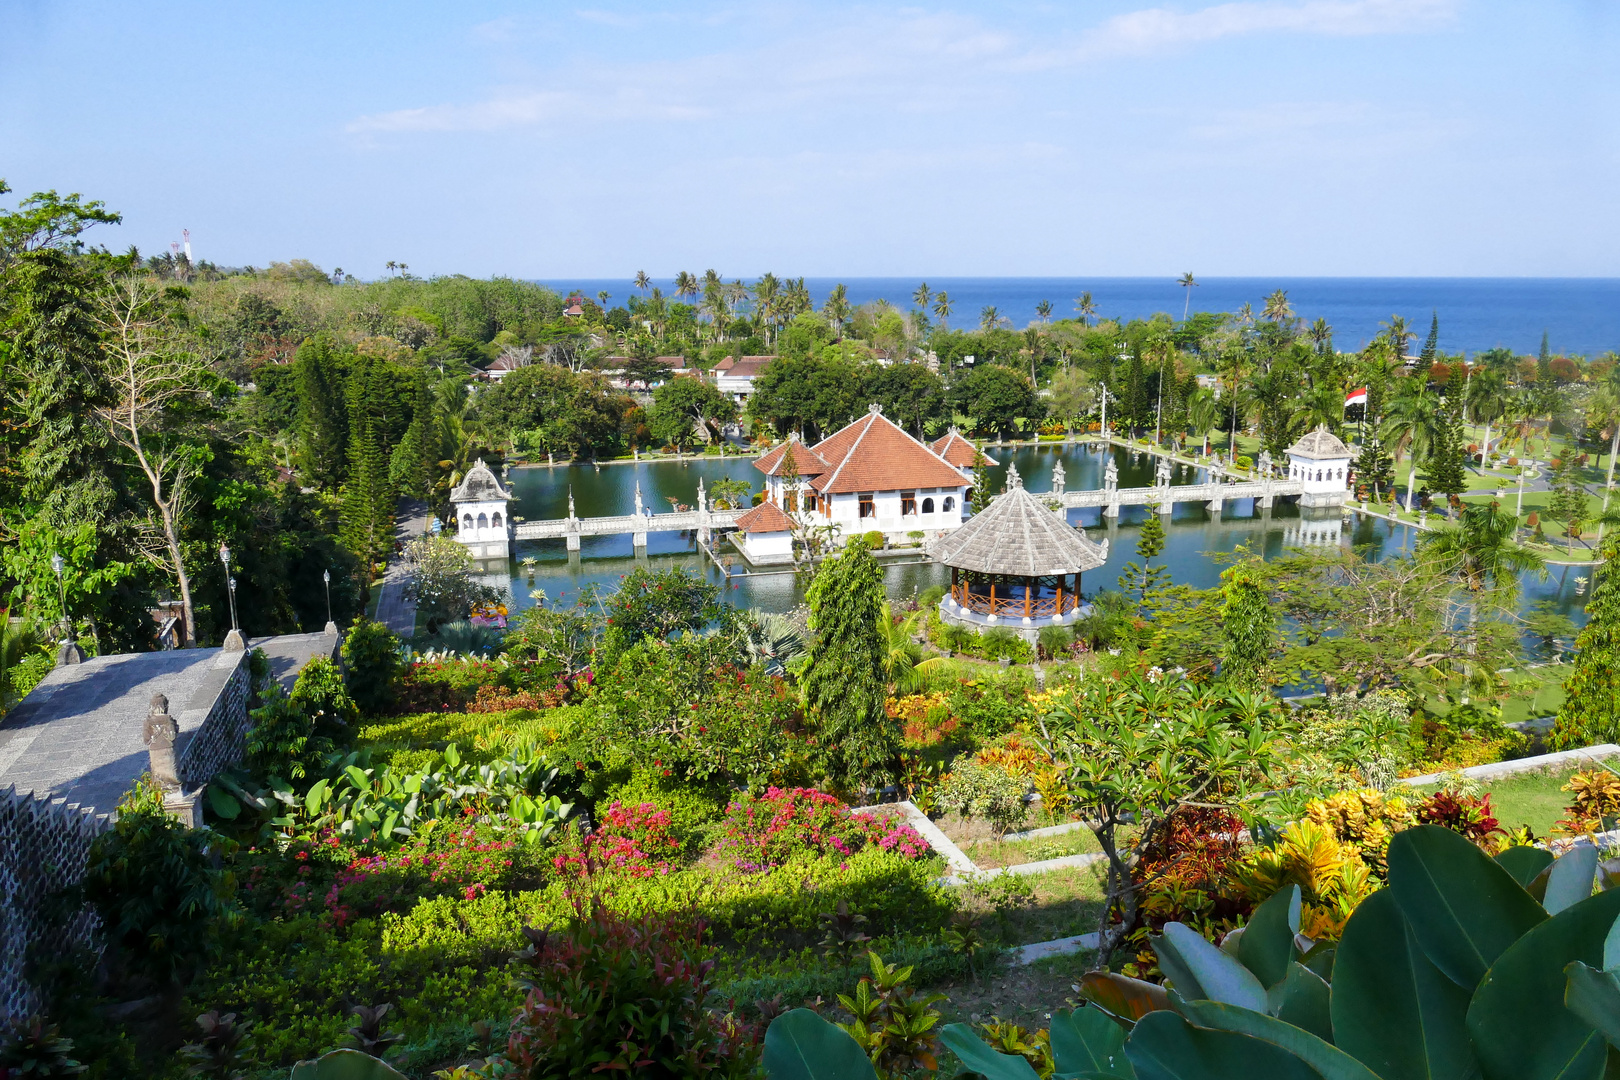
[922,497,935,513]
[492,511,502,527]
[462,514,474,530]
[477,512,488,529]
[943,496,955,512]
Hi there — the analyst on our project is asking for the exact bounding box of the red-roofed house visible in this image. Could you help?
[714,355,774,404]
[732,499,795,564]
[930,427,997,483]
[752,404,974,543]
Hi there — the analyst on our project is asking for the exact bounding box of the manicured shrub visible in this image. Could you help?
[343,619,402,716]
[934,760,1028,838]
[290,655,359,740]
[502,904,761,1079]
[605,769,728,845]
[553,801,685,878]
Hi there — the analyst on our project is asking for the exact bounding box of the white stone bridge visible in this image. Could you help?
[1053,453,1306,516]
[512,480,744,551]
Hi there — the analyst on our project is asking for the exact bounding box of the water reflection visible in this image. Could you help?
[488,443,1590,637]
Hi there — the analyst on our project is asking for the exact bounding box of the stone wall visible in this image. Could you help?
[176,651,252,793]
[0,789,109,1022]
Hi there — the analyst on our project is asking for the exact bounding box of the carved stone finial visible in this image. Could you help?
[1052,459,1066,495]
[143,693,180,791]
[567,486,576,519]
[868,402,882,415]
[1006,462,1023,491]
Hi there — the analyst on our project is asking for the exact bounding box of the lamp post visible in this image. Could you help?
[49,553,83,664]
[323,568,337,634]
[220,543,245,650]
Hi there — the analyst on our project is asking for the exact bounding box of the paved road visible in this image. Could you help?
[374,501,430,640]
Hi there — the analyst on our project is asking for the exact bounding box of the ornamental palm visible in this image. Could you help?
[933,292,952,328]
[1381,377,1443,513]
[1187,387,1222,456]
[879,603,947,695]
[1382,314,1415,362]
[1262,289,1293,324]
[1074,292,1097,325]
[673,271,698,307]
[913,282,931,310]
[634,270,651,295]
[979,306,1001,332]
[1177,273,1197,320]
[1422,499,1545,599]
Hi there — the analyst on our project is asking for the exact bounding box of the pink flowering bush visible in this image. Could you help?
[320,824,518,928]
[720,787,932,870]
[552,800,684,879]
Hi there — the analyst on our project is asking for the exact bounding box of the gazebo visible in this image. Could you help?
[928,465,1110,641]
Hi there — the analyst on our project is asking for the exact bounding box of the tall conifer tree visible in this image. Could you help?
[1424,397,1468,506]
[1553,534,1620,748]
[803,537,895,791]
[1415,311,1439,380]
[1118,509,1171,613]
[295,337,348,488]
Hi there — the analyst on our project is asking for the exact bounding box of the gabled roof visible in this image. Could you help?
[927,466,1107,576]
[1287,424,1351,460]
[806,407,969,495]
[734,500,795,534]
[449,459,510,503]
[931,428,997,469]
[716,356,772,380]
[755,439,831,478]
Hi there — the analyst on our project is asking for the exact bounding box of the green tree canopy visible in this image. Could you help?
[803,538,894,792]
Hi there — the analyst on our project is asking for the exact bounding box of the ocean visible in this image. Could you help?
[537,277,1620,359]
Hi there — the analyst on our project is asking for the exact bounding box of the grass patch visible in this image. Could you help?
[954,825,1103,870]
[1414,766,1577,836]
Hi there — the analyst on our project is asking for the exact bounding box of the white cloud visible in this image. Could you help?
[1078,0,1459,56]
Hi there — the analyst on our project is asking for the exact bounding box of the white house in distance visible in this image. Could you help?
[449,460,512,559]
[713,355,773,406]
[1285,425,1353,508]
[750,404,972,550]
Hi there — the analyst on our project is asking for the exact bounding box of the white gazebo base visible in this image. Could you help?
[1299,489,1348,509]
[459,536,511,559]
[937,597,1092,645]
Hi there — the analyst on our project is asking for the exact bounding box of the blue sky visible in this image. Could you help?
[2,1,1616,279]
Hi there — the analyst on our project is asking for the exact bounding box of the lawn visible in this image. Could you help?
[1413,766,1578,837]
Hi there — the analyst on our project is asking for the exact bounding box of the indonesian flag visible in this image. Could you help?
[1345,386,1369,407]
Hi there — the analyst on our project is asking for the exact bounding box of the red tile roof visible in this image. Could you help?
[718,356,772,379]
[804,408,970,495]
[754,439,830,477]
[931,429,994,468]
[735,500,795,534]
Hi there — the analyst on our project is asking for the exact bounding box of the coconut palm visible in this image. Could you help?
[1187,387,1222,456]
[1262,289,1293,324]
[754,272,781,341]
[1178,273,1197,319]
[1307,318,1333,354]
[1035,299,1053,322]
[1422,500,1546,606]
[634,270,651,295]
[1075,292,1096,325]
[933,291,952,329]
[1465,366,1508,461]
[1382,314,1415,363]
[1381,377,1444,513]
[674,271,698,307]
[823,284,851,337]
[979,306,1002,332]
[913,282,932,310]
[596,290,610,307]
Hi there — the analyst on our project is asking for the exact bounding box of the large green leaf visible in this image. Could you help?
[287,1049,409,1079]
[1467,886,1620,1080]
[1154,924,1268,1012]
[1330,888,1478,1080]
[1497,846,1555,889]
[1049,1008,1132,1079]
[763,1009,879,1080]
[1265,964,1333,1044]
[1123,1010,1326,1080]
[1081,972,1173,1024]
[1545,844,1600,916]
[1176,1000,1381,1080]
[1238,886,1302,989]
[1564,961,1620,1048]
[1388,825,1547,990]
[939,1024,1041,1080]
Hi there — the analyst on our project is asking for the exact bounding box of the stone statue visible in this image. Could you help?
[1104,458,1118,490]
[143,693,180,791]
[1006,462,1023,490]
[1155,457,1172,486]
[1051,459,1066,496]
[1258,450,1273,475]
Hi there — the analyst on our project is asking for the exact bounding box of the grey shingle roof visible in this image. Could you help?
[1286,424,1350,460]
[449,459,511,502]
[927,467,1107,577]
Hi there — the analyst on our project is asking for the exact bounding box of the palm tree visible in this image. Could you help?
[1465,366,1508,462]
[1035,299,1053,323]
[754,272,781,341]
[979,306,1002,332]
[385,261,397,276]
[1585,370,1620,545]
[398,263,409,277]
[823,284,850,338]
[597,290,610,307]
[674,271,698,307]
[634,271,651,295]
[1187,387,1222,457]
[933,291,952,329]
[1075,292,1096,325]
[1382,314,1415,364]
[1235,302,1255,327]
[1307,318,1333,354]
[1381,377,1443,514]
[1421,500,1546,621]
[913,282,932,310]
[1178,273,1197,320]
[1262,289,1293,324]
[879,602,947,694]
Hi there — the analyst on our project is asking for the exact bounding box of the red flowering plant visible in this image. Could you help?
[321,820,523,929]
[552,801,685,879]
[503,900,760,1079]
[1417,789,1505,847]
[718,787,932,871]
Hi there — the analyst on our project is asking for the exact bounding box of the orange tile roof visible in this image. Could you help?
[807,409,971,495]
[754,439,830,477]
[719,356,772,379]
[931,429,994,468]
[735,500,795,534]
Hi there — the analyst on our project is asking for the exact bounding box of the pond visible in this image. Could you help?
[485,442,1591,638]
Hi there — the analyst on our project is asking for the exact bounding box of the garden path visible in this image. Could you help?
[375,501,430,639]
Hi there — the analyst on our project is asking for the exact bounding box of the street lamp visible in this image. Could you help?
[220,543,243,649]
[322,568,336,633]
[49,552,83,664]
